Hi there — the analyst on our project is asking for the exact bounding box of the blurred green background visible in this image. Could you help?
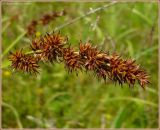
[2,2,158,128]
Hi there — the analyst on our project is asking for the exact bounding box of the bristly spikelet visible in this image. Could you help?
[79,42,99,70]
[62,47,83,72]
[79,42,92,58]
[105,54,150,88]
[30,32,68,63]
[27,20,38,36]
[30,38,42,51]
[40,10,66,25]
[9,50,39,74]
[30,38,44,61]
[79,42,109,71]
[40,32,68,62]
[27,10,66,36]
[40,14,53,25]
[79,42,111,81]
[95,67,109,81]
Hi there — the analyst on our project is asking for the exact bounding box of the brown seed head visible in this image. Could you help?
[40,14,53,25]
[40,32,68,62]
[79,42,92,58]
[63,47,83,72]
[27,20,38,36]
[31,38,42,51]
[106,54,150,88]
[9,50,39,74]
[79,42,108,71]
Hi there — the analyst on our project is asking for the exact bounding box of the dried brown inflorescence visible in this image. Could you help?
[104,54,150,88]
[27,20,38,36]
[9,50,39,74]
[79,42,108,70]
[27,10,66,36]
[9,32,150,89]
[40,10,66,25]
[79,42,109,81]
[63,47,83,72]
[79,42,150,88]
[31,32,68,62]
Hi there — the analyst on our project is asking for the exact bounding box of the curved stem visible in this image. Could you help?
[2,31,26,59]
[25,50,42,55]
[53,1,118,32]
[2,102,23,128]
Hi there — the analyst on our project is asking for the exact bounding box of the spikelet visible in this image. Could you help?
[27,20,38,36]
[32,32,68,62]
[40,14,53,25]
[30,38,42,51]
[104,54,150,88]
[62,47,83,72]
[79,42,109,72]
[40,10,66,25]
[79,42,110,81]
[9,50,39,74]
[26,10,66,36]
[79,42,100,70]
[79,42,92,58]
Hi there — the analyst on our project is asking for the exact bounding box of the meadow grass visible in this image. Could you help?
[2,2,158,128]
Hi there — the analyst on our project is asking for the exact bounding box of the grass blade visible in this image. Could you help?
[111,106,126,128]
[1,31,26,59]
[2,102,23,128]
[105,97,158,108]
[132,9,152,26]
[135,45,158,59]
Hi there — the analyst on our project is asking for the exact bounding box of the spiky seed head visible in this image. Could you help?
[63,47,83,72]
[106,54,150,88]
[32,32,67,63]
[9,50,39,74]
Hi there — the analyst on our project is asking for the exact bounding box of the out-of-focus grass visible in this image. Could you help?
[2,2,158,128]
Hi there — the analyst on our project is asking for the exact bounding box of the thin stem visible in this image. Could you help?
[53,1,118,32]
[2,22,11,33]
[25,50,42,55]
[2,102,23,128]
[2,31,27,59]
[2,17,10,23]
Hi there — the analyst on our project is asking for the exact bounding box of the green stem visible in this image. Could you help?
[53,1,117,32]
[2,102,23,128]
[2,31,26,59]
[2,22,11,33]
[105,97,158,108]
[25,50,42,55]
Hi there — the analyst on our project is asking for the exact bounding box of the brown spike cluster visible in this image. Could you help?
[31,32,68,62]
[79,42,108,70]
[63,47,83,72]
[104,54,150,88]
[27,10,66,36]
[9,50,39,74]
[79,42,110,81]
[27,20,38,36]
[40,10,66,25]
[9,32,150,89]
[30,38,42,51]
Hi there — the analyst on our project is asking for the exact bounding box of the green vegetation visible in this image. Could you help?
[2,2,158,128]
